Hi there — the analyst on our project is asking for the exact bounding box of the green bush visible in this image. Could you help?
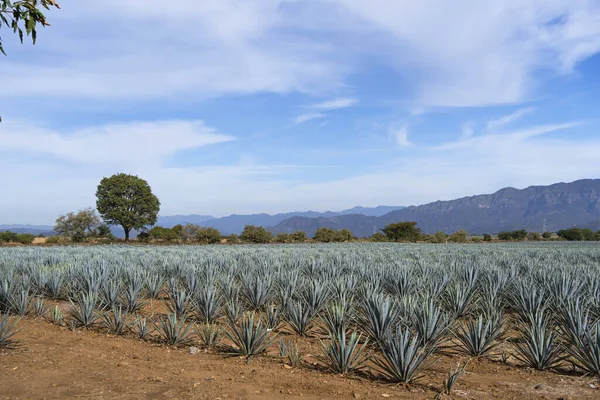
[483,234,492,242]
[449,230,468,243]
[370,232,388,242]
[557,228,599,241]
[46,236,61,244]
[196,227,221,244]
[240,225,272,243]
[381,222,422,242]
[149,226,179,241]
[290,231,307,243]
[542,232,552,239]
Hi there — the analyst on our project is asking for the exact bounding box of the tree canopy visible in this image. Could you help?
[96,173,160,240]
[381,222,422,242]
[54,207,100,241]
[0,0,60,55]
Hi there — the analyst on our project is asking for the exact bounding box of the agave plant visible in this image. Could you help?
[454,313,504,357]
[194,284,221,323]
[443,360,470,395]
[321,330,369,374]
[102,306,129,335]
[33,296,48,318]
[9,288,33,316]
[320,302,349,339]
[51,305,63,325]
[196,322,221,348]
[262,304,281,331]
[285,300,315,336]
[225,312,275,362]
[360,293,398,345]
[155,313,194,346]
[167,287,192,317]
[513,312,564,370]
[0,313,20,348]
[135,316,149,340]
[444,283,476,319]
[279,339,303,367]
[566,322,600,378]
[373,327,437,383]
[242,275,273,311]
[412,300,450,349]
[69,292,101,328]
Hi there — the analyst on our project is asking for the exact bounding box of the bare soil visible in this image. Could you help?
[1,317,599,400]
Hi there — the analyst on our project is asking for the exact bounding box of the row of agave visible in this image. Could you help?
[0,243,599,385]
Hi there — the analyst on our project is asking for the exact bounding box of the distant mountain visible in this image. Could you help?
[157,206,405,235]
[0,225,55,236]
[270,179,600,237]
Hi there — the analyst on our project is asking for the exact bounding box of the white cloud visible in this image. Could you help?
[485,108,536,132]
[0,120,233,166]
[312,97,358,110]
[2,1,598,107]
[390,125,411,147]
[292,97,357,124]
[292,113,326,124]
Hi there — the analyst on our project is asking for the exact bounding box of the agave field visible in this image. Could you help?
[1,242,600,394]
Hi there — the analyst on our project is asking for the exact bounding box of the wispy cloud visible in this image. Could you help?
[312,97,358,110]
[293,97,358,124]
[0,120,233,166]
[390,125,411,147]
[485,107,536,132]
[292,113,326,124]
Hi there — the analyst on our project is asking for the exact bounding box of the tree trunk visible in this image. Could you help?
[124,227,130,241]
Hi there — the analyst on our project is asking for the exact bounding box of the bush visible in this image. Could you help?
[381,222,422,242]
[275,233,290,243]
[148,226,179,241]
[431,231,448,243]
[542,232,552,239]
[557,228,598,241]
[240,225,273,243]
[46,236,61,244]
[290,231,307,243]
[0,231,34,244]
[449,230,468,243]
[314,228,353,242]
[483,234,492,242]
[498,230,528,241]
[196,227,221,244]
[370,232,388,242]
[527,232,541,241]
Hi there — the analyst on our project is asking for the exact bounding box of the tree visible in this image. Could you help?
[557,228,597,241]
[381,222,422,242]
[290,231,307,243]
[196,227,221,244]
[240,225,272,243]
[527,232,541,241]
[542,232,552,239]
[483,234,492,242]
[431,231,448,244]
[275,233,290,243]
[449,230,469,243]
[511,229,528,241]
[96,173,160,241]
[54,207,101,241]
[336,228,353,242]
[370,232,388,242]
[0,0,60,55]
[148,226,178,241]
[314,227,336,243]
[97,225,112,238]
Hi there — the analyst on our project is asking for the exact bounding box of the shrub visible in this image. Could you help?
[290,231,307,243]
[370,232,388,242]
[149,226,179,241]
[275,233,290,243]
[542,232,552,239]
[15,233,35,244]
[483,234,492,242]
[527,232,541,241]
[240,225,272,243]
[449,230,468,243]
[196,227,221,244]
[381,222,422,242]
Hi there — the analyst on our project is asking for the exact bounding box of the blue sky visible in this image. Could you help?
[2,0,600,224]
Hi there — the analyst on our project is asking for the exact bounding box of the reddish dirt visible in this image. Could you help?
[1,317,599,400]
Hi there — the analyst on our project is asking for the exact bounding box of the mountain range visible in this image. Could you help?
[2,179,599,238]
[270,179,600,236]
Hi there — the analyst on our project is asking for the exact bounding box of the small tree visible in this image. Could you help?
[290,231,307,243]
[527,232,541,241]
[240,225,272,243]
[542,232,552,239]
[196,227,221,244]
[96,173,160,241]
[148,226,179,241]
[370,232,388,242]
[314,227,336,242]
[335,228,353,242]
[381,222,422,242]
[275,233,290,243]
[483,234,492,242]
[54,207,101,241]
[432,231,448,244]
[511,229,528,241]
[449,230,469,243]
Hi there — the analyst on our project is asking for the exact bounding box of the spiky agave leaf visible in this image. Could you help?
[360,293,398,345]
[412,300,450,349]
[225,312,275,362]
[195,322,221,348]
[9,288,33,316]
[102,305,130,335]
[567,322,600,378]
[155,313,194,346]
[513,312,564,370]
[135,316,149,340]
[454,313,504,357]
[443,359,470,395]
[194,284,222,323]
[69,292,101,328]
[285,300,315,337]
[262,304,281,331]
[321,330,370,374]
[0,313,20,348]
[320,302,349,339]
[373,327,437,383]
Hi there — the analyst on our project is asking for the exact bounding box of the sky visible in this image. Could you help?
[2,0,600,224]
